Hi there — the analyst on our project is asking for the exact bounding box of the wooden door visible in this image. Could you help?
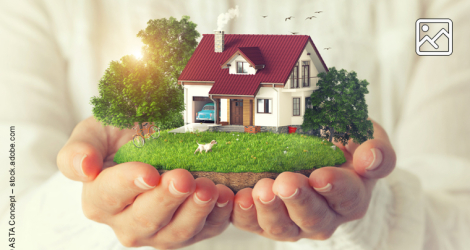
[230,99,243,125]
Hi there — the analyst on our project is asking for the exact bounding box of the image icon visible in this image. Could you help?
[416,18,452,56]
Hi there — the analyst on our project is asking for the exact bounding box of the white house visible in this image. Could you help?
[177,31,328,133]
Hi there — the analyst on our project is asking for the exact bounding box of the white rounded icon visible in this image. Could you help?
[422,24,429,32]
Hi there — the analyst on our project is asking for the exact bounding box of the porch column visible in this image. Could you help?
[250,99,253,126]
[216,98,220,124]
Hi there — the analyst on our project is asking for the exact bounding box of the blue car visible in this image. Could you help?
[196,103,220,121]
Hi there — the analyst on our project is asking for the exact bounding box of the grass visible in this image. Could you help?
[113,130,346,173]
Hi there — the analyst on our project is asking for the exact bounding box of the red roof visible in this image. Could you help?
[178,34,327,96]
[237,47,265,66]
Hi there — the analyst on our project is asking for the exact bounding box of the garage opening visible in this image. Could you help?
[192,96,219,123]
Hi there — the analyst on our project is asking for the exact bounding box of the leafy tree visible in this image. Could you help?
[302,67,373,145]
[137,16,200,85]
[91,16,200,131]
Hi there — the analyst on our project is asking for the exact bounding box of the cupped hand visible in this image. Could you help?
[57,116,234,249]
[231,119,396,241]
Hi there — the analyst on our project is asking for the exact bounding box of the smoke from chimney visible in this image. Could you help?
[216,5,239,31]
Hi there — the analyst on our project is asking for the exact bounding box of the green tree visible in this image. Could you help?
[137,16,200,85]
[302,67,373,145]
[91,16,200,131]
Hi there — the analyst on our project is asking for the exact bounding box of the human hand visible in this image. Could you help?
[57,116,234,249]
[231,119,396,241]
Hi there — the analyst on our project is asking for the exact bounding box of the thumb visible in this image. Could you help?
[57,116,110,182]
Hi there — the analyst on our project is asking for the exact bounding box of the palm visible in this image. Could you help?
[90,118,136,169]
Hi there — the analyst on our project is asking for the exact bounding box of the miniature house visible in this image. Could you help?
[177,31,328,133]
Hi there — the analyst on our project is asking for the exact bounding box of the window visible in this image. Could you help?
[290,62,299,88]
[257,99,272,113]
[203,105,214,110]
[305,97,313,109]
[237,62,248,73]
[302,61,310,87]
[293,98,300,116]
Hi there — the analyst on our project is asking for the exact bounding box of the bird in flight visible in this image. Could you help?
[305,16,316,20]
[261,15,268,18]
[315,11,323,13]
[285,16,294,21]
[324,47,332,50]
[290,32,299,35]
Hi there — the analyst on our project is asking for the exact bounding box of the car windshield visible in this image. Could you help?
[203,105,214,110]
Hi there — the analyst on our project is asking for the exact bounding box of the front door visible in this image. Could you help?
[231,99,243,125]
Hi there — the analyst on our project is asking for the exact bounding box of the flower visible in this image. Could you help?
[303,149,308,152]
[247,148,250,150]
[164,139,168,142]
[266,142,268,144]
[232,134,234,136]
[253,157,257,159]
[286,147,289,148]
[283,151,287,154]
[238,135,239,136]
[236,138,239,141]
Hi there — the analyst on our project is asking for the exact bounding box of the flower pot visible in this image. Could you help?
[288,126,297,134]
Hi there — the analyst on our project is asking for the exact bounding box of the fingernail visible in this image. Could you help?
[134,176,155,190]
[278,188,299,200]
[73,154,87,177]
[259,196,276,205]
[169,181,189,196]
[366,148,383,171]
[239,203,253,210]
[314,183,332,193]
[216,200,229,208]
[194,193,212,205]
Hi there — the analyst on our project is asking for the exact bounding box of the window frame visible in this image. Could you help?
[290,62,299,88]
[257,98,272,114]
[293,98,300,116]
[302,61,310,87]
[305,97,313,109]
[236,61,249,74]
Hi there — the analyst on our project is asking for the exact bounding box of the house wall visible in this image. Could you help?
[279,90,314,126]
[228,55,257,75]
[285,42,323,90]
[254,87,279,127]
[220,98,227,122]
[242,99,256,126]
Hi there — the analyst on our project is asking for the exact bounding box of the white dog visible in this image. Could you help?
[194,140,217,154]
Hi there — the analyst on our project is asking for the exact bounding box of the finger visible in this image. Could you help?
[81,162,160,223]
[352,119,396,179]
[231,188,262,234]
[115,169,195,238]
[272,172,338,240]
[309,167,369,221]
[253,178,300,241]
[57,116,133,181]
[153,177,218,244]
[185,184,234,243]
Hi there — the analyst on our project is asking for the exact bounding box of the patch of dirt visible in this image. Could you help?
[158,169,316,193]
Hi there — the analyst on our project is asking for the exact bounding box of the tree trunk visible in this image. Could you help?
[139,123,144,136]
[329,127,335,142]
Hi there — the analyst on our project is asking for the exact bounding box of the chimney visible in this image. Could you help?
[214,31,224,53]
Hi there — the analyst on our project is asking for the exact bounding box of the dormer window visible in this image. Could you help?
[223,47,265,75]
[237,62,249,73]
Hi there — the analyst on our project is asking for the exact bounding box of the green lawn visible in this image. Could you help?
[113,130,346,173]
